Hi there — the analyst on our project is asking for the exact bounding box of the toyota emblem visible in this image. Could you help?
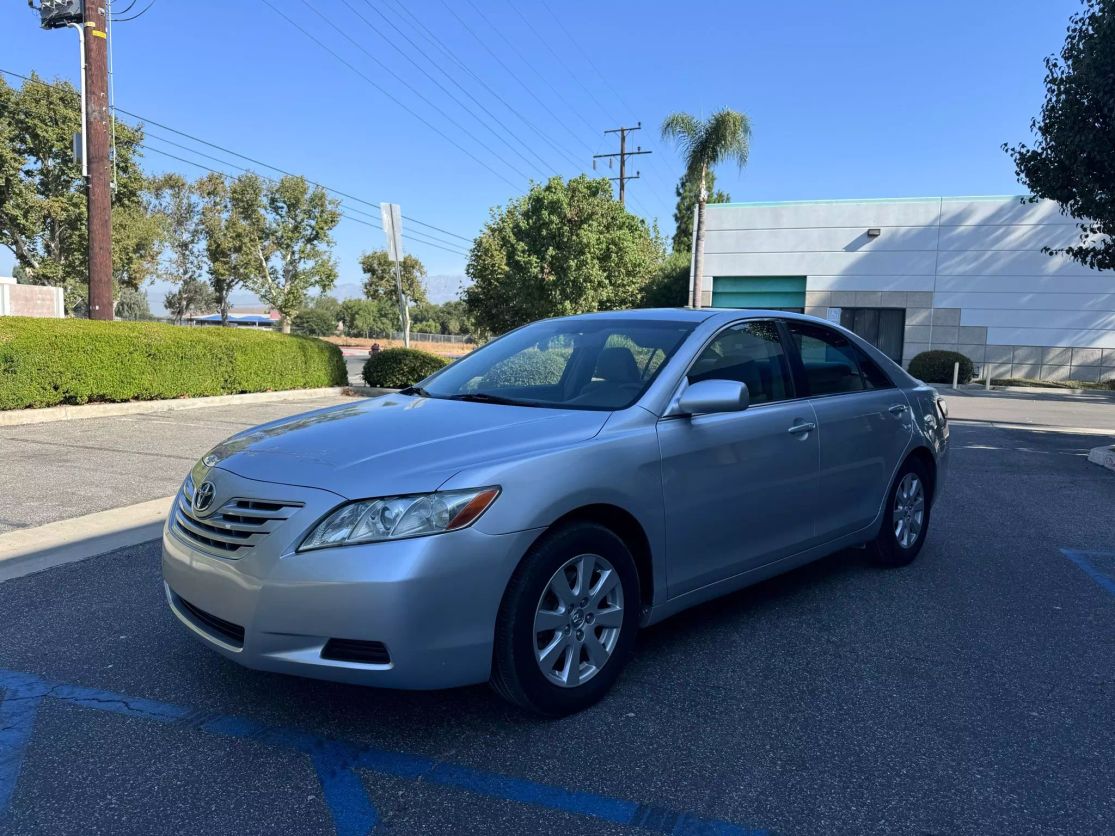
[193,481,216,514]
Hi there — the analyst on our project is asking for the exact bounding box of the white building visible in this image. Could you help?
[698,196,1115,382]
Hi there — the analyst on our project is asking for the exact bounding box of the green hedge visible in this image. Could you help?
[908,350,975,384]
[0,317,348,410]
[362,347,448,388]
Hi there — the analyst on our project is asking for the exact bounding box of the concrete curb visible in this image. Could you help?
[0,496,174,582]
[1087,444,1115,474]
[958,383,1115,398]
[0,386,379,427]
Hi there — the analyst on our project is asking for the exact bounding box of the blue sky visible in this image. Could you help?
[0,0,1081,308]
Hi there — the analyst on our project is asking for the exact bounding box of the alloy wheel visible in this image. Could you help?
[893,472,925,549]
[533,553,624,688]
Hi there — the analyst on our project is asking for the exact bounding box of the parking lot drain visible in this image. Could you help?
[0,668,765,835]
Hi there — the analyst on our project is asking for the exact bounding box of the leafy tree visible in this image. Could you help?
[640,251,691,308]
[661,109,751,307]
[195,173,252,324]
[235,175,342,333]
[0,73,160,312]
[410,299,474,335]
[340,298,397,338]
[464,175,662,335]
[1005,0,1115,271]
[672,171,729,254]
[164,277,215,323]
[114,286,153,320]
[151,173,203,284]
[360,250,428,305]
[292,307,339,336]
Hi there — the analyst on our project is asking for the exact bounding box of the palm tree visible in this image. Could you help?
[661,109,751,308]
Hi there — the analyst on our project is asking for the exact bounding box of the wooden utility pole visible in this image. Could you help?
[84,2,113,319]
[593,123,652,206]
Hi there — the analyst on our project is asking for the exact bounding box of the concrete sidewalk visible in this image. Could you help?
[0,393,355,535]
[942,387,1115,433]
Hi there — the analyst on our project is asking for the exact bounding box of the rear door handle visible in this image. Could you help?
[888,404,908,416]
[787,422,816,435]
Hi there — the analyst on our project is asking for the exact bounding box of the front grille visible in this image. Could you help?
[321,638,391,665]
[173,480,302,557]
[177,595,245,647]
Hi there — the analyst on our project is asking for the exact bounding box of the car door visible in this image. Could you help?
[782,320,913,541]
[657,320,821,598]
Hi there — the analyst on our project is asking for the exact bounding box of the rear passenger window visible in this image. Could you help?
[688,321,794,405]
[786,322,893,396]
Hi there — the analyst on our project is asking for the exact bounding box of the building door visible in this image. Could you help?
[839,307,905,363]
[710,276,806,312]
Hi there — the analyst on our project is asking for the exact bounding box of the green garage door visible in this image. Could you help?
[711,276,806,310]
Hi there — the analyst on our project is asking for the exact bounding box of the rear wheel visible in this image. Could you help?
[867,458,931,567]
[490,522,640,717]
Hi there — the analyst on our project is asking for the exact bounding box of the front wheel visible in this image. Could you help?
[490,522,640,717]
[867,458,931,567]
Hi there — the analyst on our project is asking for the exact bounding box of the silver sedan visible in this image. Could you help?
[163,309,949,716]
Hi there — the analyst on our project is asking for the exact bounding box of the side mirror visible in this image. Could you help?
[676,379,750,416]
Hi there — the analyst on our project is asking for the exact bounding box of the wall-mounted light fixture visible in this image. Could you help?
[866,228,882,238]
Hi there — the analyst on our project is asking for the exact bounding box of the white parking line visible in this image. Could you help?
[949,419,1115,437]
[0,497,173,583]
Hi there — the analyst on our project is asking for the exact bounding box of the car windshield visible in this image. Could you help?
[415,318,696,410]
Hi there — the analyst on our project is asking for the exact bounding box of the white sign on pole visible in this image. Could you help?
[379,203,403,262]
[826,307,842,324]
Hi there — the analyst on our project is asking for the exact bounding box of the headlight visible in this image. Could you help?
[298,487,500,552]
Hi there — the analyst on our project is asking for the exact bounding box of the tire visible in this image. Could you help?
[867,457,932,568]
[490,521,640,717]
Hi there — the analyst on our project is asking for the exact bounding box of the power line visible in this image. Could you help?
[455,0,600,138]
[378,0,586,172]
[138,140,470,256]
[0,67,473,244]
[337,0,557,177]
[0,70,470,257]
[112,0,158,23]
[506,1,615,124]
[298,0,535,182]
[256,0,523,191]
[436,0,597,158]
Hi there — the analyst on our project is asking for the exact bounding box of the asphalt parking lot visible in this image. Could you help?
[1,398,1114,834]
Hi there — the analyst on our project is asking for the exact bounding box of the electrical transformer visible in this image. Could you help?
[37,0,84,29]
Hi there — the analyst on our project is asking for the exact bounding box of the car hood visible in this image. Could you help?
[200,394,610,499]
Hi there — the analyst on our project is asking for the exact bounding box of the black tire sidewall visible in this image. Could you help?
[495,522,640,717]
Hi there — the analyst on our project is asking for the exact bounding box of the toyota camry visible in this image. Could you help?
[163,309,949,716]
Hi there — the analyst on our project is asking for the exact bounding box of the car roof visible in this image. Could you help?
[558,308,717,324]
[556,308,836,326]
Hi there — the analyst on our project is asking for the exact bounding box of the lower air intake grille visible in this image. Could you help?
[321,638,391,665]
[177,596,245,647]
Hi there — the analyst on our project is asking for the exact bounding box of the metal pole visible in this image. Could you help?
[952,361,959,390]
[66,21,87,178]
[393,260,410,349]
[688,201,699,308]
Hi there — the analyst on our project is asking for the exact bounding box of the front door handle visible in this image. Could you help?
[787,422,816,435]
[888,404,908,416]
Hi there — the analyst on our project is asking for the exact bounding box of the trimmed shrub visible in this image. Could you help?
[0,317,347,410]
[362,347,447,388]
[908,350,975,384]
[479,348,571,389]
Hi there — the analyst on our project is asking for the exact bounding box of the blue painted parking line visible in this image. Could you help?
[0,669,766,835]
[1060,549,1115,597]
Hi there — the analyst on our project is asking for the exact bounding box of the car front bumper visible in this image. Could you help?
[161,472,542,690]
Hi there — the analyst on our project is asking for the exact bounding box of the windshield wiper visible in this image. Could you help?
[447,391,537,407]
[399,385,433,397]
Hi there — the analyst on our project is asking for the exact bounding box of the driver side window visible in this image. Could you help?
[687,321,793,405]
